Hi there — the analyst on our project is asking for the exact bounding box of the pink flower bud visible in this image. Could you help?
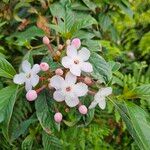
[78,105,88,115]
[54,112,63,123]
[84,77,92,85]
[66,39,71,45]
[26,90,37,101]
[71,38,81,49]
[40,62,49,71]
[55,68,63,76]
[58,44,63,50]
[43,36,50,45]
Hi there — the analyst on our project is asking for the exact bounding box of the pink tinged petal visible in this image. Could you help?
[65,71,77,85]
[30,75,39,87]
[81,62,93,73]
[98,98,106,110]
[67,45,77,58]
[89,100,98,109]
[32,64,41,74]
[53,90,65,102]
[61,56,73,68]
[25,80,32,91]
[71,38,81,49]
[70,65,81,76]
[78,47,90,61]
[13,73,26,84]
[50,75,64,90]
[65,96,79,107]
[74,82,88,97]
[100,87,112,97]
[22,60,31,73]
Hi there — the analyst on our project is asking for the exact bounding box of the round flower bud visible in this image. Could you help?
[71,38,81,49]
[84,77,92,85]
[55,68,63,76]
[78,105,88,115]
[26,90,37,101]
[43,36,50,45]
[66,39,71,45]
[40,62,49,71]
[58,44,63,50]
[56,51,61,56]
[54,112,63,123]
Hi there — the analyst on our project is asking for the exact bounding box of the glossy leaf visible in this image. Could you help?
[0,57,16,79]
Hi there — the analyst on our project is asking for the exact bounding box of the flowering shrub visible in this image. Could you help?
[0,0,150,149]
[13,37,112,119]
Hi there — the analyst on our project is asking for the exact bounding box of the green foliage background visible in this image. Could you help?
[0,0,150,149]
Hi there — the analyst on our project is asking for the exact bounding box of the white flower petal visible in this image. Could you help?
[78,47,90,61]
[22,60,31,73]
[74,82,88,97]
[81,62,93,73]
[89,100,98,109]
[30,75,39,87]
[61,56,73,68]
[70,65,81,76]
[98,98,106,110]
[13,73,26,84]
[65,96,79,107]
[50,75,64,90]
[53,90,65,102]
[67,45,77,58]
[32,64,40,74]
[99,87,112,97]
[65,72,77,85]
[25,80,32,91]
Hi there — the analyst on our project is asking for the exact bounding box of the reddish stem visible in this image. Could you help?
[36,85,47,94]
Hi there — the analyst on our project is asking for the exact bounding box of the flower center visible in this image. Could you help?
[26,73,31,79]
[74,59,79,64]
[66,86,71,92]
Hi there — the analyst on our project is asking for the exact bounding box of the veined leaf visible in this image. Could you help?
[90,52,112,83]
[42,132,62,150]
[1,85,19,141]
[22,134,34,150]
[116,101,150,150]
[133,84,150,99]
[35,90,57,134]
[0,57,16,79]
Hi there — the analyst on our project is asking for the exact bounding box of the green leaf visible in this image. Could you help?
[90,52,112,83]
[35,90,57,134]
[0,57,16,79]
[133,84,150,100]
[108,61,121,72]
[1,85,19,141]
[42,132,62,150]
[22,134,34,150]
[115,0,133,18]
[99,13,112,31]
[116,102,150,150]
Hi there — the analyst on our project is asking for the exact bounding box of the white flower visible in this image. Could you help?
[50,72,88,107]
[89,87,112,110]
[13,60,40,91]
[62,45,93,76]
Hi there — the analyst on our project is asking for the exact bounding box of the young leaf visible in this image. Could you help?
[0,57,16,79]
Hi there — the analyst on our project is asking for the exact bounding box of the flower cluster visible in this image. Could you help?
[13,37,112,123]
